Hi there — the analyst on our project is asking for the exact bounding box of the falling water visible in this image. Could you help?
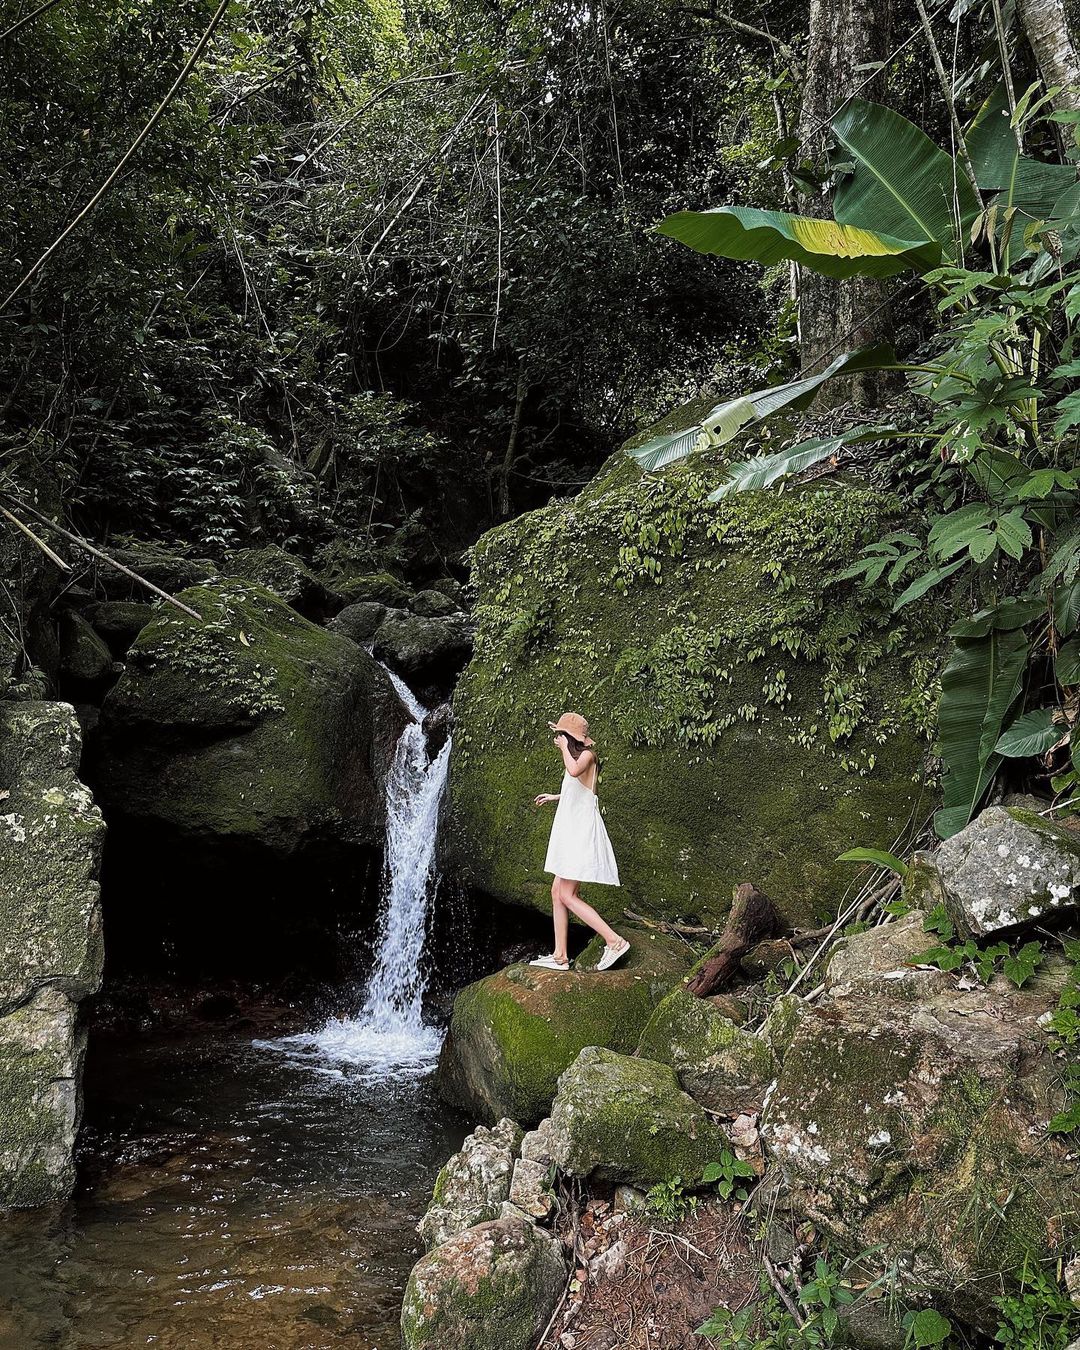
[265,668,450,1080]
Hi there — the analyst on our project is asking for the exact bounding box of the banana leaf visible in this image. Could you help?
[627,345,899,473]
[966,86,1075,214]
[934,627,1029,838]
[708,424,895,501]
[832,100,980,259]
[994,707,1060,757]
[656,206,940,279]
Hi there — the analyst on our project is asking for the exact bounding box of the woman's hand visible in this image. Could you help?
[534,793,559,806]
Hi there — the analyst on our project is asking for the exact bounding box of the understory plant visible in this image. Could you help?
[639,73,1080,839]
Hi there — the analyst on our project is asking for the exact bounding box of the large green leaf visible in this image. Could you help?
[656,206,940,279]
[627,345,899,473]
[994,707,1060,757]
[832,100,980,257]
[708,424,895,501]
[935,627,1030,838]
[966,86,1075,218]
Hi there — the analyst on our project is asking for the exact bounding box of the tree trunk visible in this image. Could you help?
[797,0,895,402]
[496,359,529,519]
[1018,0,1080,114]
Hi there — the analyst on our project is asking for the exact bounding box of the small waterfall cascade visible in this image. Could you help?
[267,667,451,1080]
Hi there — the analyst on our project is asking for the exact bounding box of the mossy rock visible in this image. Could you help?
[445,408,944,929]
[94,579,405,853]
[103,538,217,598]
[762,979,1080,1326]
[436,933,692,1125]
[85,600,156,656]
[548,1045,726,1188]
[401,1212,564,1350]
[58,609,112,684]
[332,570,412,608]
[225,544,335,619]
[635,986,776,1116]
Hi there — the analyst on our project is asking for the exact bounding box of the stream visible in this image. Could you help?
[0,670,467,1350]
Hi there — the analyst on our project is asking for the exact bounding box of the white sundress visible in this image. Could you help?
[544,770,621,886]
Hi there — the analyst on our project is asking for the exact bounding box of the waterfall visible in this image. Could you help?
[263,668,450,1081]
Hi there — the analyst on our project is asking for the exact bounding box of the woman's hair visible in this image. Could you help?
[560,730,586,760]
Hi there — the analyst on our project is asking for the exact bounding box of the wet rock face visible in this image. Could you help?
[908,806,1080,936]
[548,1046,725,1189]
[762,946,1080,1325]
[401,1211,565,1350]
[0,701,105,1207]
[436,935,691,1125]
[372,610,473,693]
[419,1119,524,1251]
[328,601,387,644]
[94,580,407,857]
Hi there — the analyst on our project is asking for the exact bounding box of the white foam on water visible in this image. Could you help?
[260,667,451,1082]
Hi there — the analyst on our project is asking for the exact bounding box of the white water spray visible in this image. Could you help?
[265,668,451,1080]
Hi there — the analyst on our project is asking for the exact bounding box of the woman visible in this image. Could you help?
[530,711,630,972]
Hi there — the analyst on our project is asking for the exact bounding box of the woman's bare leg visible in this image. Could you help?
[551,879,570,964]
[562,881,624,949]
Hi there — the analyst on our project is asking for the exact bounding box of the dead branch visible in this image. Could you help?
[0,493,201,620]
[687,883,784,997]
[0,504,70,571]
[622,908,712,937]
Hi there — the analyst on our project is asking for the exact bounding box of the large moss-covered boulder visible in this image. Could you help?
[907,805,1080,936]
[548,1045,726,1188]
[437,934,691,1125]
[445,416,942,928]
[762,958,1080,1324]
[401,1211,565,1350]
[0,701,105,1207]
[225,544,336,619]
[94,579,405,853]
[636,985,776,1116]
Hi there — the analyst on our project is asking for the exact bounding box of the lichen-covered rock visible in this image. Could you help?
[225,545,335,619]
[436,936,691,1125]
[419,1119,524,1250]
[907,805,1080,936]
[445,419,943,930]
[94,580,405,854]
[549,1046,725,1188]
[58,609,113,684]
[759,992,810,1060]
[401,1212,565,1350]
[373,610,473,688]
[0,701,105,1207]
[635,986,776,1116]
[762,974,1080,1324]
[328,601,388,644]
[826,912,952,998]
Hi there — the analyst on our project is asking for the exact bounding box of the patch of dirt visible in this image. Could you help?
[540,1195,762,1350]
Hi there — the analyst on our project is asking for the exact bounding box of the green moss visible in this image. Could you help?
[97,580,392,846]
[438,950,686,1125]
[550,1046,725,1187]
[448,430,943,927]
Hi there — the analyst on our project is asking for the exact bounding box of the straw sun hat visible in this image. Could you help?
[548,712,595,747]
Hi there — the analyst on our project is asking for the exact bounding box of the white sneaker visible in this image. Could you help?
[529,954,570,970]
[595,941,630,971]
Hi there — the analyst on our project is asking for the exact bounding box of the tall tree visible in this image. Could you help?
[796,0,895,398]
[1018,0,1080,113]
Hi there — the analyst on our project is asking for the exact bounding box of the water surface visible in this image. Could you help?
[0,1018,465,1350]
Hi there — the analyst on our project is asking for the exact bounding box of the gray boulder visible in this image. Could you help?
[85,600,155,656]
[907,805,1080,936]
[373,611,473,686]
[419,1118,523,1250]
[401,1212,565,1350]
[762,970,1079,1326]
[411,588,457,618]
[328,601,387,644]
[548,1046,725,1189]
[825,912,953,998]
[58,610,113,684]
[0,701,105,1207]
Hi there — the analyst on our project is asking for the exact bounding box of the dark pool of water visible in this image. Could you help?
[0,1016,466,1350]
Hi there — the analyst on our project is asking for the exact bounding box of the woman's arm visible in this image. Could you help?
[534,792,560,806]
[556,737,595,779]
